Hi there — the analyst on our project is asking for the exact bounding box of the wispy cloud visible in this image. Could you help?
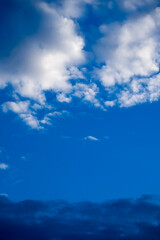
[84,136,99,141]
[12,179,23,186]
[0,193,8,198]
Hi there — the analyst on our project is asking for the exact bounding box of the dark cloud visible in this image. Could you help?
[0,195,160,240]
[0,0,41,59]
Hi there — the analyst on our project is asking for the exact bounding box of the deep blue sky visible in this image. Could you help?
[1,99,160,202]
[0,0,160,203]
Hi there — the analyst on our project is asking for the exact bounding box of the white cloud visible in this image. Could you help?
[68,66,85,80]
[2,101,30,114]
[0,2,85,103]
[84,136,99,141]
[2,101,42,129]
[57,93,72,103]
[73,83,101,107]
[104,100,116,107]
[118,90,147,107]
[39,110,70,126]
[97,8,160,87]
[2,102,70,129]
[95,7,160,107]
[48,110,69,118]
[1,1,160,128]
[57,0,95,18]
[0,163,9,170]
[118,73,160,107]
[20,113,42,129]
[118,0,158,11]
[0,1,86,128]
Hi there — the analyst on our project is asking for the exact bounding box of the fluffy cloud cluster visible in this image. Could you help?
[0,1,89,128]
[0,0,160,128]
[96,6,160,106]
[118,73,160,107]
[1,2,85,102]
[97,8,160,86]
[1,195,160,239]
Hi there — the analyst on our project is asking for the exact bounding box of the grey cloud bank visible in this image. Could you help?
[1,195,160,240]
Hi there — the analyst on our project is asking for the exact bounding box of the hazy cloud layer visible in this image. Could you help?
[1,195,160,240]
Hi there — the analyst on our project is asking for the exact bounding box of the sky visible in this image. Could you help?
[1,0,160,239]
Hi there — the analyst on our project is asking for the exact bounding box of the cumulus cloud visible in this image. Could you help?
[97,8,160,87]
[1,195,160,240]
[0,0,104,128]
[0,0,160,128]
[57,93,72,103]
[0,2,85,101]
[118,73,160,107]
[73,83,101,107]
[0,0,86,128]
[96,6,160,107]
[2,101,30,114]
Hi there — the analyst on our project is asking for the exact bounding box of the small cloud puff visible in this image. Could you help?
[84,136,99,141]
[0,163,9,170]
[104,100,116,107]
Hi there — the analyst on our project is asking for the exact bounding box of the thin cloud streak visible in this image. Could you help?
[84,136,99,141]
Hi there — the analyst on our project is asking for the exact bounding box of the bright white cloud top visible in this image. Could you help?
[0,0,160,128]
[97,7,160,107]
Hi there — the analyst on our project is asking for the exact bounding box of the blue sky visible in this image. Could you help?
[1,1,160,239]
[1,99,160,202]
[0,0,160,203]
